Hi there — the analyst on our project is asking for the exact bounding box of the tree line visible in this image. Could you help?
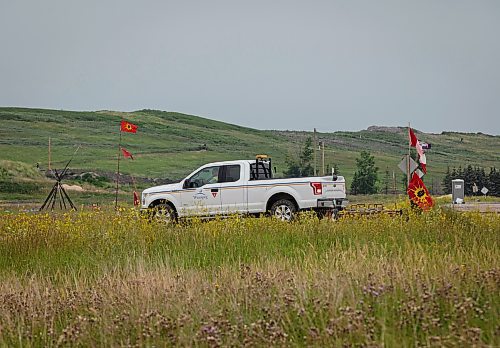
[442,165,499,196]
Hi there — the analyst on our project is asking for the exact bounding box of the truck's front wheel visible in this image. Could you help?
[152,203,177,224]
[270,199,296,222]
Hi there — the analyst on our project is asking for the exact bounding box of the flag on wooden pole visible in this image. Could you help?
[116,119,138,210]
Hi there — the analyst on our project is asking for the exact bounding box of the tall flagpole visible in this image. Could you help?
[115,121,122,210]
[313,128,317,176]
[407,122,411,187]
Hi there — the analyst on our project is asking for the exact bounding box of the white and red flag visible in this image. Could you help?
[408,127,428,173]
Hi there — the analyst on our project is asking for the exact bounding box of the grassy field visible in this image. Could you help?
[0,206,498,346]
[1,107,499,205]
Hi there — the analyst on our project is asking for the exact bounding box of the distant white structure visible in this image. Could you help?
[452,179,465,204]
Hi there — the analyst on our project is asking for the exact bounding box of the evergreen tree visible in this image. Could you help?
[478,167,487,192]
[351,172,359,195]
[450,167,458,184]
[489,167,499,196]
[442,166,451,194]
[283,157,301,177]
[463,165,474,195]
[350,151,379,194]
[284,137,314,177]
[299,137,314,177]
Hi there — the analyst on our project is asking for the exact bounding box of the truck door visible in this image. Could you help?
[180,166,222,216]
[219,164,246,214]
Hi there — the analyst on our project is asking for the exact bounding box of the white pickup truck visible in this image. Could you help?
[141,157,348,222]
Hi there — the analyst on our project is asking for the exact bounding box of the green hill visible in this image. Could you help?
[0,107,498,203]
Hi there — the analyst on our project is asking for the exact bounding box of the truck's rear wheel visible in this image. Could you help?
[152,203,176,224]
[270,199,296,222]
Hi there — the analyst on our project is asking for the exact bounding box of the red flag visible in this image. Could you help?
[409,127,427,172]
[121,147,134,159]
[121,120,138,133]
[409,128,424,156]
[407,173,434,210]
[133,191,140,206]
[409,128,418,147]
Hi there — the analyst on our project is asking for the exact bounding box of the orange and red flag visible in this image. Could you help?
[121,120,138,133]
[407,173,434,210]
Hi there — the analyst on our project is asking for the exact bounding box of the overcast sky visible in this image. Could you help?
[1,1,499,134]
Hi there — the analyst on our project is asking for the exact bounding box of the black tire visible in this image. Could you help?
[270,199,296,222]
[151,203,177,224]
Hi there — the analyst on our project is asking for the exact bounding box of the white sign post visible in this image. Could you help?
[481,187,489,197]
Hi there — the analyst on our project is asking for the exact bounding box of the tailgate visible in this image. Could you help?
[321,181,346,198]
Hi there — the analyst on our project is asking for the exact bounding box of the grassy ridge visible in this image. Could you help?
[1,107,499,191]
[0,108,289,180]
[0,208,498,346]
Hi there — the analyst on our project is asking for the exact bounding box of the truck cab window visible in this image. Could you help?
[188,166,220,187]
[220,165,241,183]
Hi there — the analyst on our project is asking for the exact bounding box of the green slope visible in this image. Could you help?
[0,107,499,196]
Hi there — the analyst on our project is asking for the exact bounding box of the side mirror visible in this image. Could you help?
[183,179,190,189]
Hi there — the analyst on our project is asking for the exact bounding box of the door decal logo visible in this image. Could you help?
[193,191,208,200]
[212,192,218,198]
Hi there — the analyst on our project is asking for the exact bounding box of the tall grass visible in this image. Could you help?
[0,209,498,346]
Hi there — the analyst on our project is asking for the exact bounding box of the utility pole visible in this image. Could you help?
[321,141,325,176]
[313,128,317,176]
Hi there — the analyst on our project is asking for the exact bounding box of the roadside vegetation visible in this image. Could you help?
[0,207,498,346]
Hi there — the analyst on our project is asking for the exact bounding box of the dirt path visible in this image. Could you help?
[446,202,500,213]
